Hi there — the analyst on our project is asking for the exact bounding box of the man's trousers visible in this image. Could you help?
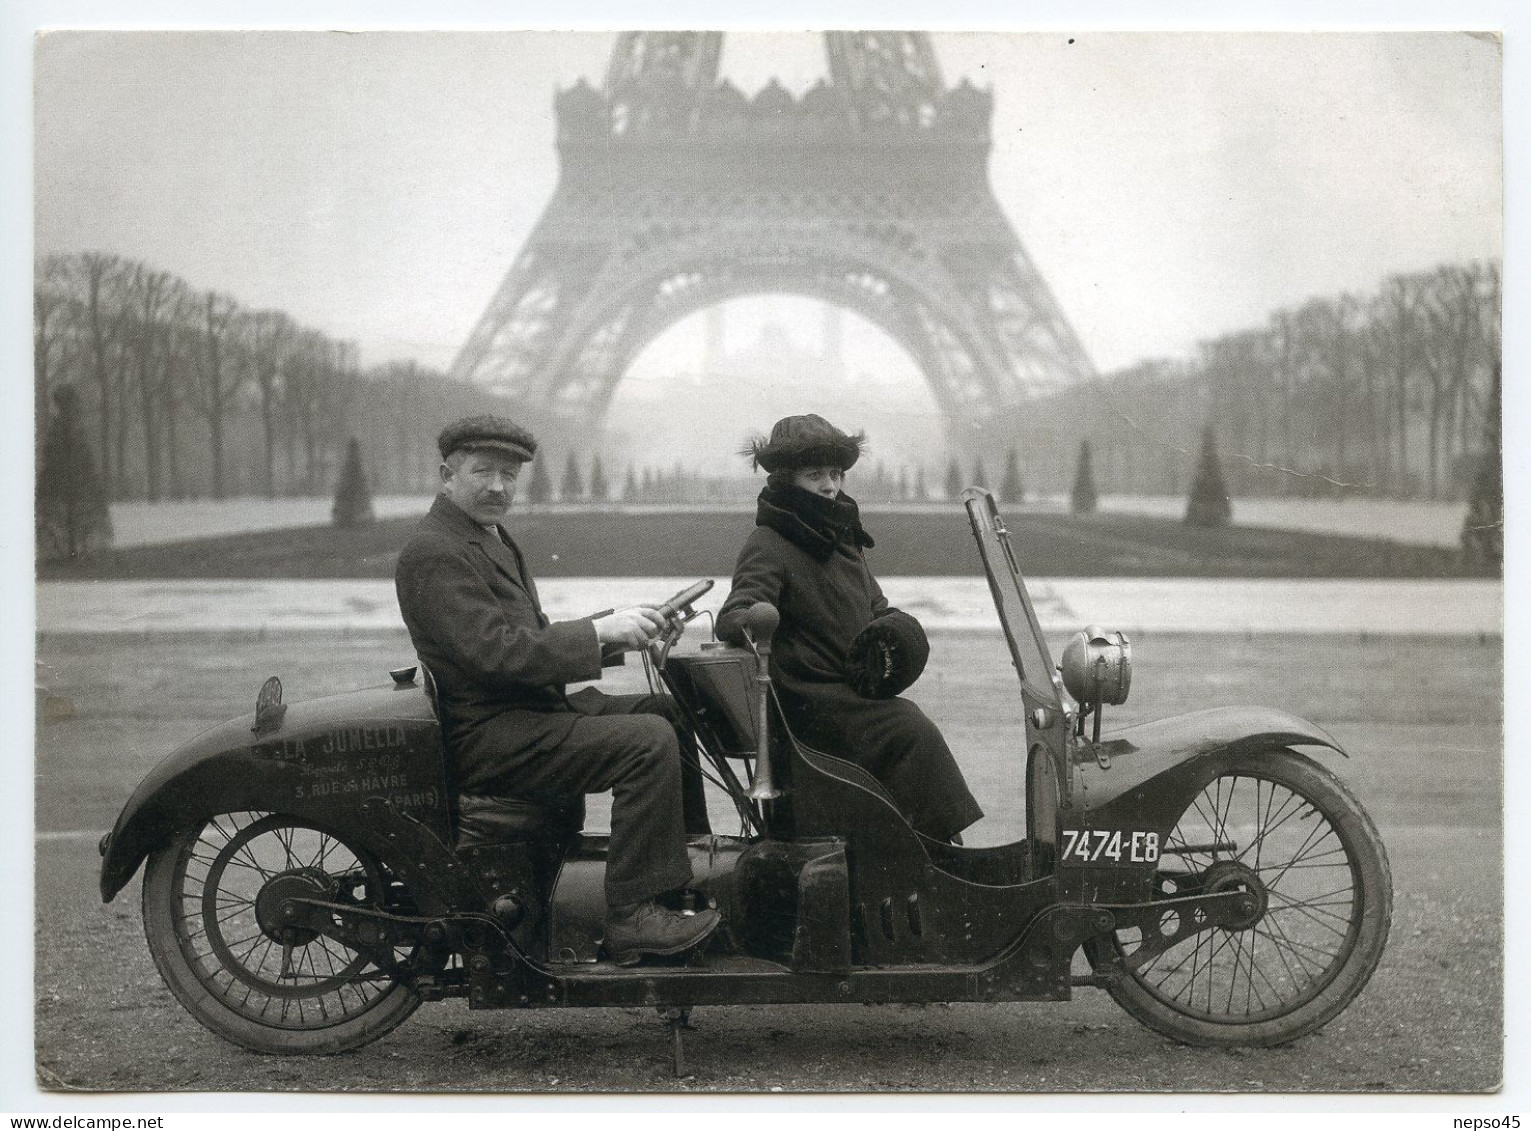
[450,690,710,906]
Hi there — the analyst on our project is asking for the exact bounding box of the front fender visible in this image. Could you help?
[99,684,445,902]
[1075,705,1346,816]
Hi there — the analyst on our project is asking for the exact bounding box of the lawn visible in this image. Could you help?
[42,507,1482,580]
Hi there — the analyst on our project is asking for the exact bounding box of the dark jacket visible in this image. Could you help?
[716,488,982,839]
[395,494,602,764]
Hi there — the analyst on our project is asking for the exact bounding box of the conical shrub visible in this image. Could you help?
[1000,448,1025,504]
[37,385,114,560]
[560,452,584,502]
[1184,425,1233,528]
[589,455,609,502]
[1461,361,1502,574]
[1070,440,1098,515]
[331,437,376,527]
[526,456,553,504]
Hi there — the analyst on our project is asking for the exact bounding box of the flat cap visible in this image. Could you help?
[437,415,538,462]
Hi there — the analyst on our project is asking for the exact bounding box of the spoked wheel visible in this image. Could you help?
[141,811,422,1054]
[1085,749,1391,1046]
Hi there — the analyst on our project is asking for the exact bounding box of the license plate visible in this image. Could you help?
[1060,828,1160,864]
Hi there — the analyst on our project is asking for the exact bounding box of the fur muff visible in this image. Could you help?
[846,610,930,699]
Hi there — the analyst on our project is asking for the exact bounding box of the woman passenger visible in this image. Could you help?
[715,414,983,843]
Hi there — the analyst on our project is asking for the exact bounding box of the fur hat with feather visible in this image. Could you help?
[743,414,867,473]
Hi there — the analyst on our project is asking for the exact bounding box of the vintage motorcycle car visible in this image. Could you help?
[98,490,1391,1063]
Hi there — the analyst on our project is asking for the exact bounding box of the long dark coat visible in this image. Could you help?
[395,493,607,764]
[716,519,983,840]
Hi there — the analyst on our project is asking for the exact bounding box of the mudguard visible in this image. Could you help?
[1075,705,1346,813]
[98,682,451,903]
[1065,701,1347,867]
[1054,706,1346,903]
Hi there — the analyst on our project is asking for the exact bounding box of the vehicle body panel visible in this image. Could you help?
[99,682,448,901]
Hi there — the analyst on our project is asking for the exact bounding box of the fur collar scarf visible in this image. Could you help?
[756,483,875,562]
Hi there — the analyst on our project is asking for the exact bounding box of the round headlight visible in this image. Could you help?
[1060,625,1133,706]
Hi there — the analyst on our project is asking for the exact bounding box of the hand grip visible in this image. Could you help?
[656,578,714,620]
[743,602,780,649]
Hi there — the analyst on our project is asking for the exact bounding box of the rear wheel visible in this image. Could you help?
[141,811,421,1054]
[1085,749,1391,1046]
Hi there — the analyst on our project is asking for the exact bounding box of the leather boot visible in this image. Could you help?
[604,900,721,966]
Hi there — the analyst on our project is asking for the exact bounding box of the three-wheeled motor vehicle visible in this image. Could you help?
[98,489,1392,1068]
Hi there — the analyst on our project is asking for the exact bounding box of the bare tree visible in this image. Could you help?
[1296,294,1365,490]
[1419,264,1486,498]
[1022,257,1500,502]
[1367,273,1425,494]
[185,291,243,499]
[357,359,428,493]
[282,332,361,494]
[122,264,182,501]
[1460,260,1502,458]
[109,267,140,498]
[281,328,325,493]
[1264,308,1305,484]
[33,256,78,453]
[248,310,296,497]
[39,255,519,502]
[1197,329,1268,489]
[319,340,362,492]
[156,296,200,499]
[74,252,129,494]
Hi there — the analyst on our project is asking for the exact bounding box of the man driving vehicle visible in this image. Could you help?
[394,414,719,965]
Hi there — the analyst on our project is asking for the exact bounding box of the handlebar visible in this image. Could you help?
[647,579,716,668]
[656,578,714,621]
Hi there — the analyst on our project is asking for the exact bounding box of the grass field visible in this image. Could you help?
[41,507,1480,581]
[105,494,1474,550]
[33,629,1501,1093]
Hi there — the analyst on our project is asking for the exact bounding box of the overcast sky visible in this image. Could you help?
[34,29,1501,389]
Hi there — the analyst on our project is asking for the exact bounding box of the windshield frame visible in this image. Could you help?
[962,489,1070,712]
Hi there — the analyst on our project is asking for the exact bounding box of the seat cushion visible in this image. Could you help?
[456,793,585,848]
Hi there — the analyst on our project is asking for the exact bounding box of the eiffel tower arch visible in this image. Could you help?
[449,31,1096,440]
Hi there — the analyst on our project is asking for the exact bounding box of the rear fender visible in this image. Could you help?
[98,684,451,903]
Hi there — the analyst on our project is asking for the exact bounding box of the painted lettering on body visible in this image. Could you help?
[317,724,409,756]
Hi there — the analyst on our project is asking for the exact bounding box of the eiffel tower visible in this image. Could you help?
[449,31,1096,438]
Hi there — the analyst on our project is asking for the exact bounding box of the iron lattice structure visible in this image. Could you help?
[450,31,1096,434]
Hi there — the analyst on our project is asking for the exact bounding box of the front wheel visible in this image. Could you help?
[1085,749,1392,1047]
[141,811,422,1054]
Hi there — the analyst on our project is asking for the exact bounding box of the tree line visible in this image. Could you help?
[1017,259,1501,501]
[36,253,1499,508]
[34,252,538,502]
